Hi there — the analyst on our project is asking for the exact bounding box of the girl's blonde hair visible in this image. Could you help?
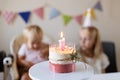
[80,26,103,59]
[23,25,43,42]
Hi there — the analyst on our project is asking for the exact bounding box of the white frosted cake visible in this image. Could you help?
[49,45,76,73]
[49,46,75,64]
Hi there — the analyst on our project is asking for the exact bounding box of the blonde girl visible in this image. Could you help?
[79,26,109,74]
[18,25,49,80]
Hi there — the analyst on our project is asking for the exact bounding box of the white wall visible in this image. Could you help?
[111,0,120,23]
[0,0,120,71]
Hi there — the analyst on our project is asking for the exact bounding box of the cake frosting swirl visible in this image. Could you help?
[49,45,76,64]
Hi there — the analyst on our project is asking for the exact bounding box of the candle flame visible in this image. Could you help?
[60,32,64,38]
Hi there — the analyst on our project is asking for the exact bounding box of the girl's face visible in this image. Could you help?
[79,29,95,51]
[26,34,42,50]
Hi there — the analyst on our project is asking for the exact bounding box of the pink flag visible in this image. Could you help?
[2,11,16,24]
[33,7,44,20]
[74,15,83,25]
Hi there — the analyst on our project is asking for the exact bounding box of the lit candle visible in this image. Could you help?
[59,32,65,50]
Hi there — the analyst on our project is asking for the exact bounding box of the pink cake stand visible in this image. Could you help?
[49,62,75,73]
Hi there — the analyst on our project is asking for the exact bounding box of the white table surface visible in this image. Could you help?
[93,72,120,80]
[29,61,94,80]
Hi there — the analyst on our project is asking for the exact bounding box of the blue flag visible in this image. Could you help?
[49,8,60,19]
[19,11,31,23]
[94,1,102,11]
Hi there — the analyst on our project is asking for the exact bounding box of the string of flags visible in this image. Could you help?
[0,1,102,26]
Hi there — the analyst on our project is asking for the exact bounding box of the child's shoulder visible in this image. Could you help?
[18,43,28,56]
[99,52,108,58]
[21,43,27,47]
[99,52,109,61]
[20,43,27,50]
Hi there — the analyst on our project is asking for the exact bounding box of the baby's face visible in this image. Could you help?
[79,29,95,51]
[26,35,42,50]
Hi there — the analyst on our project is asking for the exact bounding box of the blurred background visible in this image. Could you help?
[0,0,120,71]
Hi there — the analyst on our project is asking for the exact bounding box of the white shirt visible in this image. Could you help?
[84,53,109,74]
[18,44,46,64]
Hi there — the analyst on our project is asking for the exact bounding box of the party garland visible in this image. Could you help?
[0,1,102,26]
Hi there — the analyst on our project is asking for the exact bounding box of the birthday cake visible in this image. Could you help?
[49,32,76,73]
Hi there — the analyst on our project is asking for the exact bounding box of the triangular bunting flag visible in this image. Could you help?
[2,11,16,24]
[62,14,72,26]
[33,7,44,20]
[83,11,87,17]
[19,11,31,23]
[94,1,102,11]
[90,8,96,20]
[49,7,60,19]
[74,15,83,25]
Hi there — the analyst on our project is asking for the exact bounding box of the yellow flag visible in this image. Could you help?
[83,8,96,20]
[83,11,87,17]
[90,8,96,20]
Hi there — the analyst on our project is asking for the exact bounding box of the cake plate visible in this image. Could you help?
[29,61,94,80]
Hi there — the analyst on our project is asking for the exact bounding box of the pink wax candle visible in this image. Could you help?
[59,32,65,50]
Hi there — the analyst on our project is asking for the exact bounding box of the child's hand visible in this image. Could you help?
[24,61,33,71]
